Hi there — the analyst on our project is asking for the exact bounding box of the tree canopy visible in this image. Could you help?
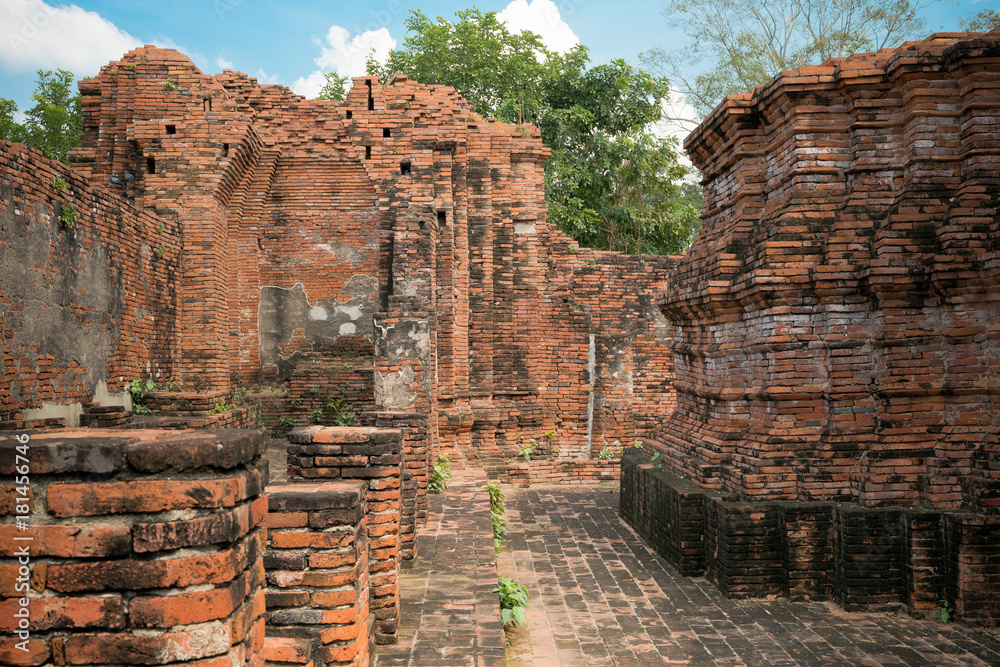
[368,9,701,255]
[643,0,940,120]
[1,69,82,164]
[316,72,351,101]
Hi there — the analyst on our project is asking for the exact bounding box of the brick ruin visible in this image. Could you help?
[626,33,1000,625]
[1,31,1000,667]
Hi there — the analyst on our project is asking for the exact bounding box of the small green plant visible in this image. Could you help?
[210,396,234,414]
[588,258,597,270]
[290,398,303,406]
[494,578,530,628]
[51,176,67,191]
[483,480,509,550]
[632,440,643,448]
[278,416,296,432]
[568,244,576,253]
[325,397,357,426]
[165,381,181,391]
[155,243,170,258]
[650,451,667,470]
[157,222,165,233]
[130,378,156,415]
[428,453,453,494]
[544,431,555,441]
[935,599,955,623]
[518,441,533,462]
[60,203,79,227]
[308,387,319,394]
[311,408,324,423]
[163,76,176,89]
[344,362,353,370]
[598,446,618,460]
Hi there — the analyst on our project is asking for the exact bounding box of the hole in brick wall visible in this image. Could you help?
[346,110,353,119]
[365,145,371,159]
[222,143,230,157]
[146,156,156,174]
[400,161,411,175]
[366,80,374,110]
[437,210,447,226]
[165,125,176,135]
[383,128,391,138]
[204,98,212,112]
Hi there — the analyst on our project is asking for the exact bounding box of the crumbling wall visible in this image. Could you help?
[648,33,1000,511]
[0,142,180,426]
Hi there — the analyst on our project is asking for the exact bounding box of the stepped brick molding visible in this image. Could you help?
[652,33,1000,510]
[0,429,268,665]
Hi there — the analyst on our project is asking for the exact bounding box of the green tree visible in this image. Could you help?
[20,69,82,164]
[368,9,701,254]
[317,72,351,100]
[643,0,940,119]
[0,98,24,143]
[960,9,1000,32]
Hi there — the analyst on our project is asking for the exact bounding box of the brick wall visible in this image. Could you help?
[651,33,1000,510]
[0,428,268,664]
[0,142,180,426]
[622,449,1000,625]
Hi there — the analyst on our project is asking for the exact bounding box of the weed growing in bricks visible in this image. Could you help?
[598,446,620,460]
[325,397,357,426]
[429,453,453,493]
[130,378,156,415]
[518,441,533,461]
[311,408,324,423]
[278,416,296,431]
[483,480,509,550]
[163,76,176,89]
[344,362,354,369]
[650,451,667,470]
[211,396,235,414]
[51,176,67,191]
[60,203,79,227]
[290,397,303,406]
[494,577,530,627]
[935,599,955,623]
[155,243,170,258]
[632,440,643,448]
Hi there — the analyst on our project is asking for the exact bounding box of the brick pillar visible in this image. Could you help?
[0,428,268,666]
[287,427,403,644]
[264,481,371,667]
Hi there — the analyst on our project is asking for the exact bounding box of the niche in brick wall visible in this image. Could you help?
[400,161,411,176]
[165,124,176,135]
[146,156,156,174]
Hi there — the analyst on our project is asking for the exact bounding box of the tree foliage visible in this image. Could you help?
[1,69,82,164]
[643,0,940,119]
[960,9,1000,33]
[316,72,351,101]
[368,9,701,255]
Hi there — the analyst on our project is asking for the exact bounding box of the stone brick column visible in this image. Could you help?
[0,428,268,666]
[287,427,403,644]
[264,481,371,667]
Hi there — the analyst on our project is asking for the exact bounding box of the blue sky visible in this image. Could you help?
[0,0,985,118]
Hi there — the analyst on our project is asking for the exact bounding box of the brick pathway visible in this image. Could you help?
[499,484,1000,666]
[373,465,507,667]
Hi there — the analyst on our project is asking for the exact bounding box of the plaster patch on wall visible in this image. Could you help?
[259,275,379,379]
[375,366,417,410]
[317,242,364,264]
[514,221,536,235]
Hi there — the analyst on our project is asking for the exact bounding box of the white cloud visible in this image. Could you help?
[292,25,396,99]
[255,67,280,85]
[650,88,701,171]
[0,0,142,75]
[498,0,579,53]
[216,56,234,70]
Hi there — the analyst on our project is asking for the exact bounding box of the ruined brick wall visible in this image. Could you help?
[650,33,1000,510]
[4,46,674,464]
[0,142,181,426]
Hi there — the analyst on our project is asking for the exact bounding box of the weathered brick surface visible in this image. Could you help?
[265,481,371,667]
[651,33,1000,511]
[0,428,266,665]
[287,427,403,644]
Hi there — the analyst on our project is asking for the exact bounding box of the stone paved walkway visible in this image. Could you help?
[373,465,507,667]
[500,484,1000,667]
